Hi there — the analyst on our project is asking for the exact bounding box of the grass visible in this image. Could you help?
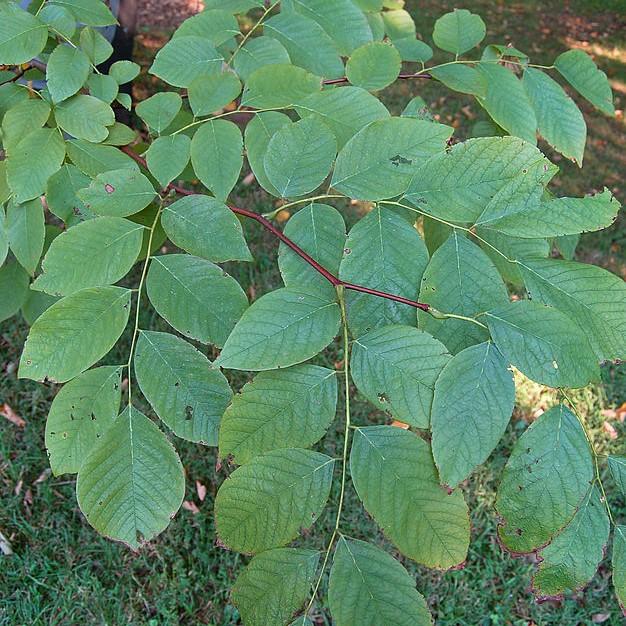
[2,0,626,624]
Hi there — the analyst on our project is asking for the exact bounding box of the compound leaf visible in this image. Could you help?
[519,257,626,362]
[161,194,251,262]
[33,217,142,296]
[532,486,609,599]
[328,537,433,626]
[232,548,319,626]
[76,406,185,549]
[134,331,232,445]
[484,300,600,388]
[418,232,509,353]
[331,117,452,200]
[351,325,450,428]
[264,117,336,198]
[431,342,515,488]
[555,49,614,116]
[146,253,248,347]
[190,119,243,200]
[216,288,341,371]
[215,448,334,553]
[45,366,121,475]
[350,426,470,569]
[19,286,131,383]
[219,364,337,464]
[496,404,594,553]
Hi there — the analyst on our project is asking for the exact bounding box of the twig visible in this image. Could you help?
[323,71,432,86]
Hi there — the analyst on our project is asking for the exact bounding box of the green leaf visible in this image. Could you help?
[145,134,191,188]
[431,342,515,488]
[331,118,452,200]
[479,188,620,239]
[77,168,156,217]
[190,119,243,200]
[523,67,586,165]
[47,45,91,103]
[351,325,450,428]
[404,137,551,223]
[0,2,48,65]
[432,9,486,55]
[555,233,579,261]
[241,63,322,109]
[295,86,390,149]
[278,203,346,300]
[102,122,136,147]
[136,92,183,135]
[216,288,341,371]
[392,37,433,63]
[204,0,263,12]
[219,364,337,464]
[146,253,248,347]
[0,206,7,266]
[339,207,429,336]
[188,72,241,117]
[87,73,119,104]
[79,26,113,64]
[46,164,92,224]
[418,232,509,353]
[6,198,45,275]
[519,257,626,362]
[232,548,319,626]
[160,195,251,262]
[496,404,594,553]
[109,60,140,85]
[38,4,76,39]
[1,99,51,152]
[288,0,373,56]
[0,261,30,322]
[346,41,401,91]
[50,0,117,26]
[614,526,626,614]
[215,448,334,552]
[149,36,223,88]
[402,96,434,121]
[430,64,487,97]
[76,406,185,549]
[55,94,115,143]
[232,36,291,81]
[244,111,292,196]
[134,331,231,445]
[21,290,57,325]
[6,128,66,203]
[483,300,600,387]
[264,117,336,198]
[381,9,415,40]
[265,12,344,79]
[609,456,626,496]
[66,138,138,177]
[532,486,609,599]
[32,217,143,296]
[45,366,121,475]
[350,426,470,569]
[555,49,615,116]
[476,62,537,143]
[173,9,239,46]
[328,537,433,626]
[19,286,131,383]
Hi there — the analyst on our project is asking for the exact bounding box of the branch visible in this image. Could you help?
[119,145,431,313]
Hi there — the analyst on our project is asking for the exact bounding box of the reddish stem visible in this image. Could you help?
[119,145,430,312]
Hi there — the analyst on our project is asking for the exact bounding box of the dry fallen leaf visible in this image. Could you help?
[390,420,410,430]
[1,403,25,428]
[196,480,207,502]
[182,501,200,514]
[603,421,618,440]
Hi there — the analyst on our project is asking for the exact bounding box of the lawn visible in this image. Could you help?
[1,1,626,625]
